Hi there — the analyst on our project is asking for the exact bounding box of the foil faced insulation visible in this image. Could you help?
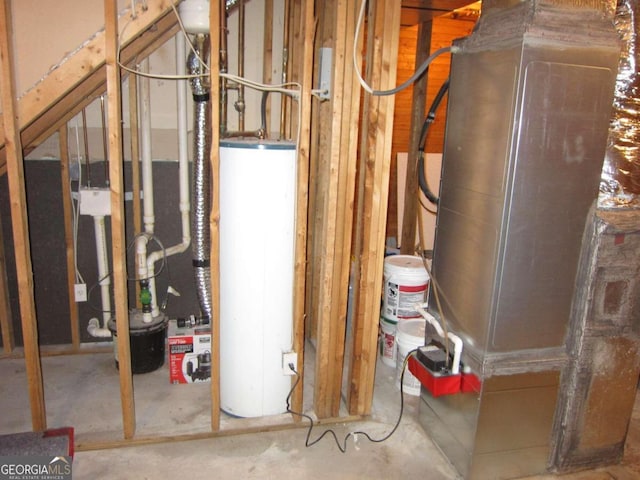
[600,0,640,207]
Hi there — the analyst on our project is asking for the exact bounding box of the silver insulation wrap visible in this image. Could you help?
[188,37,213,320]
[599,0,640,207]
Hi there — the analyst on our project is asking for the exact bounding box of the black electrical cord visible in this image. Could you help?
[417,78,450,206]
[285,349,418,453]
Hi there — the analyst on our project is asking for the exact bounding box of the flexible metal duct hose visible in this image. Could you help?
[600,0,640,206]
[188,37,213,320]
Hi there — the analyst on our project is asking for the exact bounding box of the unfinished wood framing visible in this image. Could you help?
[209,0,222,432]
[288,0,315,417]
[0,215,14,353]
[0,0,411,445]
[0,0,46,431]
[311,0,362,419]
[0,1,179,160]
[58,124,81,348]
[347,0,402,416]
[105,0,136,440]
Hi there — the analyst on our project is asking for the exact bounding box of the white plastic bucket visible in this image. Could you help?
[382,255,429,322]
[379,316,397,367]
[395,318,426,396]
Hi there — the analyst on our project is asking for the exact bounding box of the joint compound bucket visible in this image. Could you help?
[383,255,429,322]
[379,316,397,367]
[396,318,426,396]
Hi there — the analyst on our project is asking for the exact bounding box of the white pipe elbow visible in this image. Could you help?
[415,302,463,375]
[87,317,112,338]
[447,333,463,375]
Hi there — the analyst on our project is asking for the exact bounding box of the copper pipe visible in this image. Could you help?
[235,0,246,132]
[219,0,229,136]
[279,0,291,139]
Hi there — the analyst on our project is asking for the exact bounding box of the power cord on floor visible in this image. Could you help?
[285,349,418,453]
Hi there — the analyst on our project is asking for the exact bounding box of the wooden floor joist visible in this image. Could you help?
[0,0,46,431]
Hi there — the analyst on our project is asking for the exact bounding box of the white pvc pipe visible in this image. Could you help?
[136,35,192,322]
[415,302,463,375]
[87,215,112,337]
[140,58,155,235]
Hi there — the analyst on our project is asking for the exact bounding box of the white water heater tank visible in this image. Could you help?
[219,140,297,418]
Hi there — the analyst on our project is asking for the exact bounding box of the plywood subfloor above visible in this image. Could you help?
[0,0,180,174]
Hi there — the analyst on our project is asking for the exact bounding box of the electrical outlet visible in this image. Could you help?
[282,351,297,376]
[74,283,87,302]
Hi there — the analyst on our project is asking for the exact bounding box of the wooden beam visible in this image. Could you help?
[0,1,178,145]
[291,0,314,416]
[313,0,360,419]
[400,20,431,254]
[210,0,222,432]
[105,0,135,440]
[0,204,14,353]
[348,0,401,416]
[58,124,81,348]
[128,66,142,308]
[0,0,46,431]
[19,15,180,159]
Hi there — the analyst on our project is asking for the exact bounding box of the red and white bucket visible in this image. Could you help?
[379,316,398,367]
[382,255,429,323]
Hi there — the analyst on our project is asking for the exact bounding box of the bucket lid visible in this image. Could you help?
[384,255,428,276]
[396,318,426,342]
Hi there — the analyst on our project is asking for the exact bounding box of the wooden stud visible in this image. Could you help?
[18,16,180,162]
[128,71,142,240]
[210,0,222,432]
[58,124,81,348]
[400,21,431,255]
[105,0,135,440]
[304,0,329,345]
[0,203,14,353]
[313,0,361,419]
[0,0,46,431]
[0,1,177,152]
[291,0,314,416]
[128,68,142,308]
[348,0,401,416]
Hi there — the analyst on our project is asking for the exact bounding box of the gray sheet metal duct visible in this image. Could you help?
[600,0,640,207]
[188,36,213,321]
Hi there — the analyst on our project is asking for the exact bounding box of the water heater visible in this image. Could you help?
[219,140,297,418]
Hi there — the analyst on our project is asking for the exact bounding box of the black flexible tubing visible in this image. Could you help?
[285,349,418,453]
[417,78,450,205]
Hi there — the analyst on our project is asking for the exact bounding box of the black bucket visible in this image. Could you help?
[108,311,167,374]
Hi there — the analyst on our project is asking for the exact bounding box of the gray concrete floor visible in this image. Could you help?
[1,349,639,479]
